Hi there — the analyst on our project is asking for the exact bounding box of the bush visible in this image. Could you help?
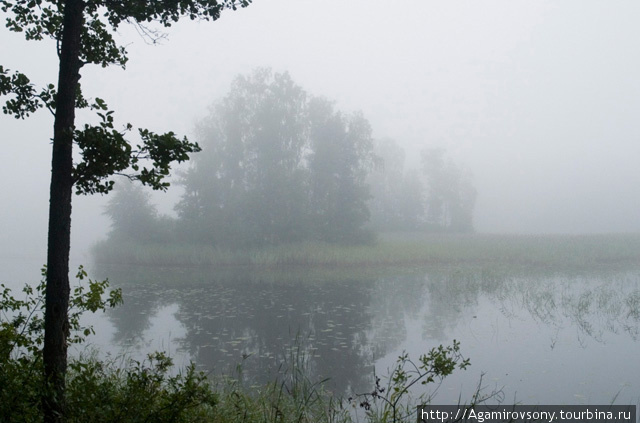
[0,267,220,423]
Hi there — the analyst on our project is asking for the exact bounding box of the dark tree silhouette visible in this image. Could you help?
[1,1,251,421]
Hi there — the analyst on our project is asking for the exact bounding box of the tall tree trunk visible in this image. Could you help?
[42,1,84,422]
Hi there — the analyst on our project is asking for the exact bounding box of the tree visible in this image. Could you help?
[421,148,476,232]
[307,97,375,243]
[368,138,425,231]
[368,138,406,229]
[178,69,310,246]
[178,69,376,246]
[0,1,251,421]
[103,181,165,243]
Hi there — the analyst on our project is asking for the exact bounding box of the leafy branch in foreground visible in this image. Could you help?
[73,97,201,195]
[0,266,122,422]
[350,341,489,423]
[0,269,219,423]
[0,266,122,361]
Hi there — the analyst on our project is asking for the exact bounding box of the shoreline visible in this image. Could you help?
[91,233,640,271]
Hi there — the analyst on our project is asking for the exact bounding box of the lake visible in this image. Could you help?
[2,256,639,406]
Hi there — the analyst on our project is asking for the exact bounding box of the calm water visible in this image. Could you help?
[2,257,639,406]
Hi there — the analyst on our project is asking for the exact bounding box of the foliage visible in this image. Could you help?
[368,139,426,231]
[0,269,216,423]
[0,70,202,195]
[102,181,176,244]
[0,0,216,193]
[307,97,376,243]
[74,113,203,195]
[177,69,376,247]
[0,266,122,360]
[65,353,218,423]
[0,0,250,67]
[421,148,476,232]
[178,69,310,246]
[367,140,477,234]
[0,266,123,422]
[350,341,475,423]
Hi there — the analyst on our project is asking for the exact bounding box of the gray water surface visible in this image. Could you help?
[3,259,639,405]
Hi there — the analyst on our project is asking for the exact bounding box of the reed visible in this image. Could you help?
[93,233,640,270]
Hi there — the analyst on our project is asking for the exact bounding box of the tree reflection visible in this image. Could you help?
[95,263,640,396]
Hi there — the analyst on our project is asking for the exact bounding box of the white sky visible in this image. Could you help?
[1,0,640,259]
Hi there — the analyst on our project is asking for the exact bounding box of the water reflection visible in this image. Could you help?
[97,267,381,391]
[94,264,640,402]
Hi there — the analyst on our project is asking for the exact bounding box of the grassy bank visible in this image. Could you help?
[92,233,640,270]
[3,344,481,423]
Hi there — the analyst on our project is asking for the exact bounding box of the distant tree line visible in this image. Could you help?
[103,69,476,248]
[368,141,476,233]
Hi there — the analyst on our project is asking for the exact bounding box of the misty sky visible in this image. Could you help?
[1,0,639,259]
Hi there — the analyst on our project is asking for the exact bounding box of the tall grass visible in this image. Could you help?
[93,233,640,270]
[5,332,476,423]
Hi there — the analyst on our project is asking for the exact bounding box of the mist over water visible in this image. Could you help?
[50,262,640,405]
[2,0,640,413]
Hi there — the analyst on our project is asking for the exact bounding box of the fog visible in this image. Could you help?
[2,0,639,259]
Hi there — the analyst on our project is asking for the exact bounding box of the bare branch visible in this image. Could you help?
[129,19,169,45]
